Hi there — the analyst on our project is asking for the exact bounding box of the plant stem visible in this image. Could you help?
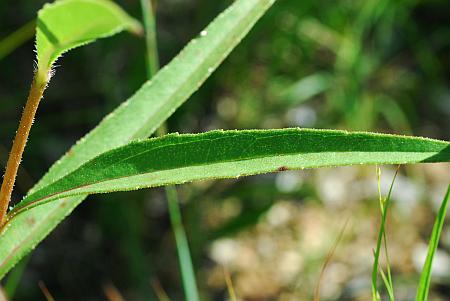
[0,75,47,225]
[165,185,200,301]
[372,166,399,301]
[140,1,199,300]
[140,0,159,78]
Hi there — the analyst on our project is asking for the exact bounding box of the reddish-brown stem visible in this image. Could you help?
[0,75,47,225]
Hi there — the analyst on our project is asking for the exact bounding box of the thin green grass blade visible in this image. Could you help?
[282,72,331,105]
[416,184,450,301]
[140,0,159,78]
[382,232,395,301]
[378,263,394,300]
[166,186,199,301]
[372,167,399,301]
[0,0,277,280]
[165,185,199,301]
[379,167,395,301]
[140,1,199,299]
[7,128,450,215]
[314,219,349,301]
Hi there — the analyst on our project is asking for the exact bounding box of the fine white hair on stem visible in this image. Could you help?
[32,59,39,74]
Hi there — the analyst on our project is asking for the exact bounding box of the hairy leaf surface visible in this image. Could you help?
[9,129,450,216]
[0,0,276,279]
[36,0,140,82]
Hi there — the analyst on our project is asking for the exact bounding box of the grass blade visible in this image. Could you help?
[314,219,349,301]
[416,184,450,301]
[378,167,395,300]
[140,1,199,299]
[140,0,159,78]
[166,186,199,301]
[372,166,399,301]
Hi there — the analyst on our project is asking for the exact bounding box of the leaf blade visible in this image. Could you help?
[11,129,450,214]
[36,0,140,82]
[32,0,277,192]
[416,184,450,301]
[0,0,277,279]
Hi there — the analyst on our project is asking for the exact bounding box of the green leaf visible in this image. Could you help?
[0,0,276,279]
[35,0,141,83]
[8,128,450,215]
[416,184,450,301]
[33,0,276,190]
[372,167,397,301]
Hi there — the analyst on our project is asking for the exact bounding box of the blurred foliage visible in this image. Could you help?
[0,0,449,300]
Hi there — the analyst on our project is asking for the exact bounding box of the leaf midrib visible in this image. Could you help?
[12,149,442,217]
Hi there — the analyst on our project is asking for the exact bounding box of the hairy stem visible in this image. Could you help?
[0,75,47,225]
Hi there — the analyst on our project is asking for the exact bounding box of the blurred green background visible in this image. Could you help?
[0,0,449,300]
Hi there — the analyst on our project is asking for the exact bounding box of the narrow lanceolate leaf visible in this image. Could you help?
[0,0,276,279]
[35,0,141,83]
[7,129,450,216]
[416,185,450,301]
